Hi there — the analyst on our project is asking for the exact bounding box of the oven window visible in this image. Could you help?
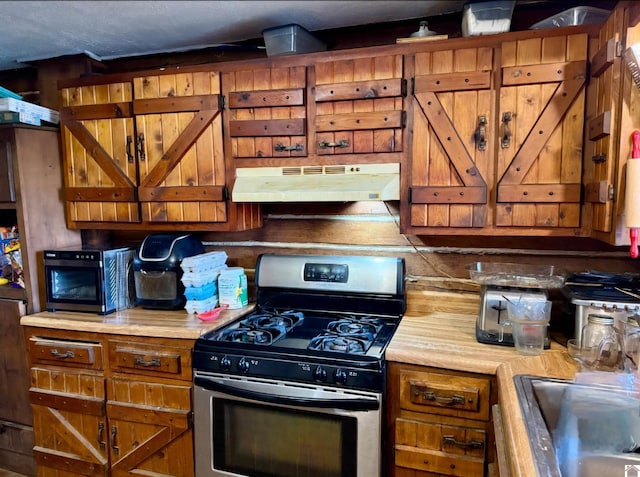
[213,399,357,477]
[48,268,100,302]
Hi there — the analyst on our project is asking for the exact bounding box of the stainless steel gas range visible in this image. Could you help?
[193,253,406,477]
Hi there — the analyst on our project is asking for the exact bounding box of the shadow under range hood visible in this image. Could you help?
[231,163,399,202]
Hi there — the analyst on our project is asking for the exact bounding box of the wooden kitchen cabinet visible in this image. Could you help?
[403,32,588,236]
[386,362,497,477]
[223,65,308,164]
[25,328,195,477]
[312,54,405,159]
[583,2,640,247]
[59,70,262,231]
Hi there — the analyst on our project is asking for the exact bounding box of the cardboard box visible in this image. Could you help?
[0,111,41,126]
[0,97,59,124]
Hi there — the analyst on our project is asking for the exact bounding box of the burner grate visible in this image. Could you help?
[214,309,304,345]
[308,315,384,354]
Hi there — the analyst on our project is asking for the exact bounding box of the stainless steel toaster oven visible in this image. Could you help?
[44,246,135,315]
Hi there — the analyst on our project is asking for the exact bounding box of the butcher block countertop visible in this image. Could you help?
[22,284,577,477]
[392,286,579,477]
[20,304,255,339]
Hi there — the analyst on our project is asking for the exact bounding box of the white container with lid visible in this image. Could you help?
[218,267,248,309]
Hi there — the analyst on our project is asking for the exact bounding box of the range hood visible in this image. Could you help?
[231,163,399,202]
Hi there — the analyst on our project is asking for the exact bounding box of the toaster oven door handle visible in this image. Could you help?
[194,376,379,411]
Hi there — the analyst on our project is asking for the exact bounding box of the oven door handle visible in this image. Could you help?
[194,377,380,411]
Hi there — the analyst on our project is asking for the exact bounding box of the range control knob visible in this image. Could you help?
[313,366,327,382]
[238,357,250,374]
[335,368,348,385]
[220,355,232,371]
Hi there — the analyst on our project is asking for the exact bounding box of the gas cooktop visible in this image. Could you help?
[198,307,398,360]
[564,271,640,304]
[193,253,406,392]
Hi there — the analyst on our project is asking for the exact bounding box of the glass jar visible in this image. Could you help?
[580,314,623,371]
[621,316,640,372]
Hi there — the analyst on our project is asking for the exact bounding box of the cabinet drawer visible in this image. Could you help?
[396,417,486,457]
[108,340,191,381]
[395,446,484,477]
[399,370,491,420]
[28,337,103,370]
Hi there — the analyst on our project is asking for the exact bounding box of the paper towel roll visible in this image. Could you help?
[626,159,640,228]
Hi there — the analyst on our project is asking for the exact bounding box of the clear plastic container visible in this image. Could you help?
[530,6,610,30]
[467,262,566,288]
[462,1,515,37]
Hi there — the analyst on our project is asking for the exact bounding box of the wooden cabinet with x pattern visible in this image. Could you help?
[403,32,588,236]
[59,70,262,231]
[25,328,195,477]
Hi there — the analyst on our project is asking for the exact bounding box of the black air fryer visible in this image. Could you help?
[133,233,205,309]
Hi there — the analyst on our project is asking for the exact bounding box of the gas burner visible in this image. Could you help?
[219,327,283,345]
[326,315,383,338]
[308,315,384,354]
[242,309,304,332]
[308,335,370,354]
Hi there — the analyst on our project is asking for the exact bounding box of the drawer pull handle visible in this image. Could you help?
[275,143,304,152]
[318,140,350,149]
[97,422,106,450]
[111,426,119,455]
[50,349,75,359]
[134,356,161,367]
[424,392,465,405]
[442,435,484,450]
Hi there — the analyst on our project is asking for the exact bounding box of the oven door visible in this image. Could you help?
[193,371,381,477]
[44,259,106,313]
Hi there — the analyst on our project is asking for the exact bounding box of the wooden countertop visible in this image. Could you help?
[20,304,255,339]
[390,287,579,477]
[22,286,577,476]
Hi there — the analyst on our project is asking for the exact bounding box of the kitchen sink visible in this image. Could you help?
[513,374,640,477]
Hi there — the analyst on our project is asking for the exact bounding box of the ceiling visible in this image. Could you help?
[0,1,615,73]
[0,1,468,72]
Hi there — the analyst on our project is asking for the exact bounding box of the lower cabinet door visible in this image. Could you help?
[30,371,108,476]
[107,378,194,477]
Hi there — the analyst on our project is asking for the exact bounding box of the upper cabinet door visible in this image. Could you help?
[496,34,587,229]
[60,82,139,223]
[409,47,493,229]
[223,66,308,162]
[313,55,405,158]
[133,71,228,224]
[583,6,640,246]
